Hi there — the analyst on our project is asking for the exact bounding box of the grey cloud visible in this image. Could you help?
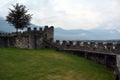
[0,0,120,30]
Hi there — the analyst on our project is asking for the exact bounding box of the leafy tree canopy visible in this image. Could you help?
[6,3,32,32]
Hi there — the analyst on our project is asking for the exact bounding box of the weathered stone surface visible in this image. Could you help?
[116,55,120,80]
[0,26,54,49]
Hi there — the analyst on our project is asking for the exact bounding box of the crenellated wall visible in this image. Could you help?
[0,26,54,49]
[54,40,120,55]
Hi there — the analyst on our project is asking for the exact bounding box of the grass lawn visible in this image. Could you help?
[0,47,115,80]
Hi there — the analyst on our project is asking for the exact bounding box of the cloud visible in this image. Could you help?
[0,0,120,30]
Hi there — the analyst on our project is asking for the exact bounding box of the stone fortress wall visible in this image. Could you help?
[0,26,54,49]
[54,40,120,55]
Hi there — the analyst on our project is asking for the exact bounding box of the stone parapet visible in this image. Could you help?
[54,40,120,55]
[0,26,54,49]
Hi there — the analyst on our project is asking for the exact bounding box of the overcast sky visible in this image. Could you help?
[0,0,120,30]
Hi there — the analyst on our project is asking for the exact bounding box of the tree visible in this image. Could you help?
[6,3,32,32]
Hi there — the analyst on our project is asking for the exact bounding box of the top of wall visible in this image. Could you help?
[0,26,54,37]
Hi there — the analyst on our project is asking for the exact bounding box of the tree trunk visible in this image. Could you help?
[16,28,18,32]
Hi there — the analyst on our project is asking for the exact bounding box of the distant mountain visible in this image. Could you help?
[0,17,120,40]
[55,27,120,40]
[0,17,15,32]
[54,28,91,40]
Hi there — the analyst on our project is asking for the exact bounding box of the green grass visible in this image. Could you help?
[0,47,115,80]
